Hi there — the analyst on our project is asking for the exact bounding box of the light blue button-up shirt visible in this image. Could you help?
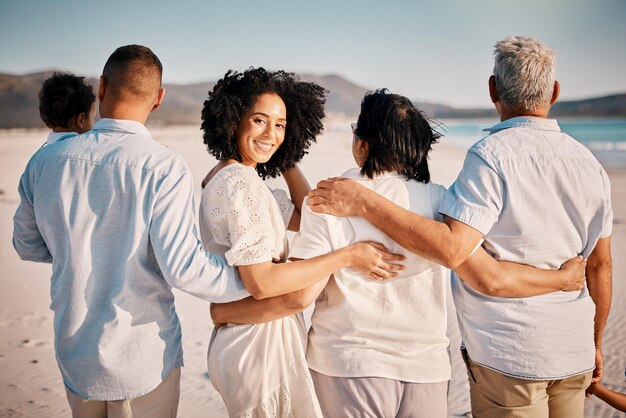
[13,118,249,400]
[440,116,612,380]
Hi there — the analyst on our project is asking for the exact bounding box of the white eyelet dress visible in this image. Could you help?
[200,163,322,418]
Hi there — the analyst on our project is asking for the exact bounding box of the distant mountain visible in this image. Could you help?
[1,70,624,129]
[551,94,626,117]
[0,71,78,129]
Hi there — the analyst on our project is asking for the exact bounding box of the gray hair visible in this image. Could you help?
[493,36,556,111]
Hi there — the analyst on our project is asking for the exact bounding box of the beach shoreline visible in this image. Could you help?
[1,125,624,417]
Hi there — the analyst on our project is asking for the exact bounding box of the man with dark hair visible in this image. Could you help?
[38,71,96,142]
[13,45,250,417]
[308,36,612,418]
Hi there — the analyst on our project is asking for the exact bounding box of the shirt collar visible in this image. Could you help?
[342,167,404,181]
[47,131,78,144]
[93,118,151,136]
[483,116,561,135]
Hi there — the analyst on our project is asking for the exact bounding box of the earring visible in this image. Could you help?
[355,147,365,157]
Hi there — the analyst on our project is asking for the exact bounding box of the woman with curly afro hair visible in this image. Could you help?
[200,68,403,417]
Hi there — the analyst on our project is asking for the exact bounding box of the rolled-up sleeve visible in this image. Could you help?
[13,162,52,263]
[599,168,613,238]
[439,148,504,236]
[149,164,249,303]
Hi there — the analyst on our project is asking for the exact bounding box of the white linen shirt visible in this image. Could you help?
[440,116,613,380]
[291,168,451,384]
[12,118,249,400]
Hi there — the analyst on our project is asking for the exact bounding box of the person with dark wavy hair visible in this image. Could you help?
[201,67,324,180]
[201,69,403,417]
[38,72,96,143]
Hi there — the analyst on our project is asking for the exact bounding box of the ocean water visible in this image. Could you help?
[439,118,626,168]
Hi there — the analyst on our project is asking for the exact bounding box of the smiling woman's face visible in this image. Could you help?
[235,93,287,167]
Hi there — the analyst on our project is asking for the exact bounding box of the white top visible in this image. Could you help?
[290,168,451,383]
[440,116,613,380]
[200,163,322,417]
[199,163,294,265]
[13,119,248,400]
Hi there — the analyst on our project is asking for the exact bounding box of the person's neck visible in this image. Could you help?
[51,127,76,133]
[498,105,550,122]
[100,102,150,125]
[101,110,149,124]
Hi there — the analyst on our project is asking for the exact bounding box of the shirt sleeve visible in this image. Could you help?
[269,187,295,228]
[223,173,277,266]
[289,197,333,260]
[439,148,504,235]
[429,183,448,223]
[599,167,613,238]
[12,158,52,263]
[149,163,249,303]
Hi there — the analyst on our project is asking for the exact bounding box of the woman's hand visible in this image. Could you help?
[210,303,227,329]
[346,241,405,280]
[559,255,586,291]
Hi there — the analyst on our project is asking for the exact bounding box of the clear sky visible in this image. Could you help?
[1,0,625,107]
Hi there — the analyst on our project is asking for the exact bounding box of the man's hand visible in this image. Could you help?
[559,256,586,291]
[308,178,369,216]
[592,347,604,383]
[347,241,405,281]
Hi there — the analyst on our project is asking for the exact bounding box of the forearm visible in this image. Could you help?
[212,278,327,325]
[240,248,349,299]
[590,383,626,412]
[588,267,612,348]
[211,295,298,325]
[454,248,569,297]
[587,237,612,348]
[361,190,439,261]
[358,190,473,268]
[282,166,310,213]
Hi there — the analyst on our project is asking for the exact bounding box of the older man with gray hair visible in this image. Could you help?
[308,36,613,418]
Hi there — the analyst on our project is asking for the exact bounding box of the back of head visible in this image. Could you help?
[355,89,440,183]
[493,36,556,112]
[102,45,162,104]
[39,72,95,129]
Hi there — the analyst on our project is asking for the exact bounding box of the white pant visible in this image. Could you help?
[310,369,448,418]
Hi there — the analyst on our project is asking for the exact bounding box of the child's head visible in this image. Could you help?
[38,72,96,133]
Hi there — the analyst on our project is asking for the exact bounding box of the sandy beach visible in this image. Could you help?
[0,123,624,417]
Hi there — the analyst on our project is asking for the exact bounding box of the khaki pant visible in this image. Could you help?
[461,349,592,418]
[65,368,180,418]
[310,369,448,418]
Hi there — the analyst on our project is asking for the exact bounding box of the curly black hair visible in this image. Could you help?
[355,89,441,183]
[38,72,96,128]
[201,67,326,179]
